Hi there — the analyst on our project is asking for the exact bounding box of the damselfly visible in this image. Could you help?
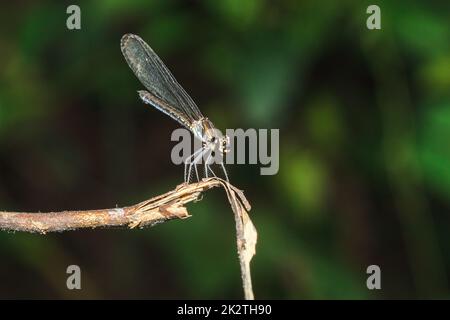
[120,33,229,183]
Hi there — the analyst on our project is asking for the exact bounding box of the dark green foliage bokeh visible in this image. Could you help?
[0,0,449,299]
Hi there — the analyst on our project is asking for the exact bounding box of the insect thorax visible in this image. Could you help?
[191,118,228,152]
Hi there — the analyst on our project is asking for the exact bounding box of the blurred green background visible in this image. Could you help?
[0,0,449,299]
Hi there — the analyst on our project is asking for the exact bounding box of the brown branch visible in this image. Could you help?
[0,179,222,234]
[0,177,257,300]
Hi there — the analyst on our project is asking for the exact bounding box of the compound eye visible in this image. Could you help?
[210,137,216,143]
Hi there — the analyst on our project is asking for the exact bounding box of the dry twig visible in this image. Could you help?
[0,178,257,299]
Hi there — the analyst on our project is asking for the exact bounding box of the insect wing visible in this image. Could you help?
[121,34,204,125]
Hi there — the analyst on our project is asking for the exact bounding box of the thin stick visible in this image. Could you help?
[0,178,256,299]
[0,180,220,234]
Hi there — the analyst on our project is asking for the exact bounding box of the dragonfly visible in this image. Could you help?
[120,33,229,183]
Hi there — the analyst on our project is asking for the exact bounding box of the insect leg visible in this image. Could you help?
[187,147,207,183]
[184,147,203,183]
